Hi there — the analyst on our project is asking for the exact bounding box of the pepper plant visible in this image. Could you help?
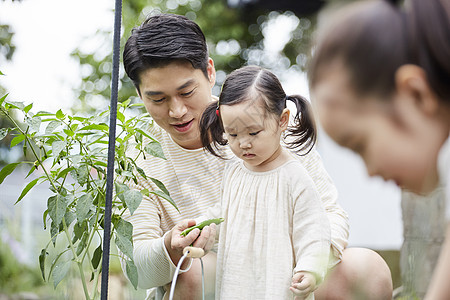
[0,71,176,299]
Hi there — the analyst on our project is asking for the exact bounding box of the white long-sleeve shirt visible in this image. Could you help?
[121,123,349,291]
[206,158,330,299]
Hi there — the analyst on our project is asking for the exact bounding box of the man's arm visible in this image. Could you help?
[425,223,450,299]
[121,194,179,289]
[295,148,349,262]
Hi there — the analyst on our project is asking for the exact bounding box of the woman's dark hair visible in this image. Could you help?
[123,14,209,93]
[200,65,316,158]
[308,0,450,101]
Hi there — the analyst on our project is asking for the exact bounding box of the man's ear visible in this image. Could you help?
[395,64,439,116]
[207,58,216,88]
[136,87,142,99]
[280,108,290,130]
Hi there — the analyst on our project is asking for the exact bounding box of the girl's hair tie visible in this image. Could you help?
[216,101,220,117]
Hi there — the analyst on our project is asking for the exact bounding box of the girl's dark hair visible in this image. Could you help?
[200,65,316,158]
[308,0,450,101]
[123,14,209,93]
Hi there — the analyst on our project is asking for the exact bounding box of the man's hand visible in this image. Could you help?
[290,271,316,300]
[165,219,217,265]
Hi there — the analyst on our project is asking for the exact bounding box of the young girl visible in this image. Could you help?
[307,0,450,298]
[199,65,330,300]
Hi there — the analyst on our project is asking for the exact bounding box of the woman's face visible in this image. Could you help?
[311,62,445,194]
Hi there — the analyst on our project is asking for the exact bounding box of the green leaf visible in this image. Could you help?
[0,162,21,184]
[39,248,48,281]
[50,221,59,246]
[26,116,41,132]
[56,109,65,120]
[0,70,4,75]
[135,128,156,142]
[91,245,102,270]
[115,182,130,200]
[52,140,66,159]
[25,164,36,179]
[144,141,166,160]
[52,260,71,288]
[115,219,134,260]
[24,103,33,114]
[135,166,146,179]
[79,124,109,132]
[47,194,69,226]
[126,259,138,290]
[15,178,40,204]
[149,177,170,196]
[10,134,25,147]
[63,128,74,137]
[73,220,86,243]
[0,94,8,106]
[71,166,88,186]
[117,111,125,124]
[76,194,93,222]
[123,189,142,216]
[0,128,9,141]
[6,101,25,110]
[76,232,88,256]
[56,166,74,180]
[43,209,49,230]
[45,120,61,134]
[151,190,179,212]
[64,210,76,227]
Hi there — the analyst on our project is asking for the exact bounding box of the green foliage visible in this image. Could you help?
[71,0,317,113]
[0,24,16,61]
[0,90,177,299]
[0,238,46,295]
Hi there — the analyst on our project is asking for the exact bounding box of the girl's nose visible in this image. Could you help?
[239,138,251,149]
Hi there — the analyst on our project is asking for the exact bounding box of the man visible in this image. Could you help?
[121,13,393,299]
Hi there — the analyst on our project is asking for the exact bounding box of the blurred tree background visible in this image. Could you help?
[71,0,324,112]
[0,21,18,165]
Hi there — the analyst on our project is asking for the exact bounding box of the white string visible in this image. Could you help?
[168,251,206,300]
[169,251,189,300]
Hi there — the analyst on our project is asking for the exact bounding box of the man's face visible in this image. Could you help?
[138,59,215,149]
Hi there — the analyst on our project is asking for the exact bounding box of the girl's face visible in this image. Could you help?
[220,99,288,172]
[311,62,447,194]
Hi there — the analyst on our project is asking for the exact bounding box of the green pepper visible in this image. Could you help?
[180,218,224,237]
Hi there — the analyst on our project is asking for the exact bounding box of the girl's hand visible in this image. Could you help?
[290,271,316,300]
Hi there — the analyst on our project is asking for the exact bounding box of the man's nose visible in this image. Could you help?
[169,97,187,119]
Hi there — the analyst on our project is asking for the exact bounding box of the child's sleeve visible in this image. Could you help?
[290,165,331,285]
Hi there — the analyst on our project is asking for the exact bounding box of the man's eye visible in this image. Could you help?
[181,89,195,97]
[152,98,165,103]
[249,131,260,136]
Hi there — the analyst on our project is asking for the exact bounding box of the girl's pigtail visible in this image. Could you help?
[199,101,228,158]
[285,95,317,155]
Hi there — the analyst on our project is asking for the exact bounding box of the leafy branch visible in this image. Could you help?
[0,74,177,299]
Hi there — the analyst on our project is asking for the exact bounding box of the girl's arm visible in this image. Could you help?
[290,163,331,285]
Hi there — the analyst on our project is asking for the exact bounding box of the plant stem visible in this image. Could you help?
[63,217,91,300]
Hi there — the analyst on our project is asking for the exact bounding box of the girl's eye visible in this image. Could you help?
[249,131,260,136]
[228,133,237,137]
